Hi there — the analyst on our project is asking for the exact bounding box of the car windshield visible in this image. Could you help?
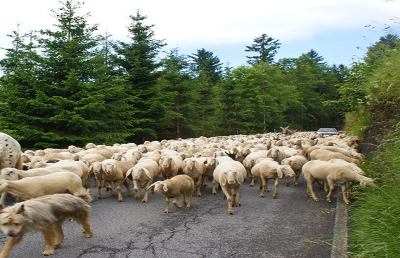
[317,128,337,132]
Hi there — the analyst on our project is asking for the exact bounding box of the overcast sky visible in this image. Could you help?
[1,0,399,66]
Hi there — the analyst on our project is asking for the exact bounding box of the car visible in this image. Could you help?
[316,128,338,136]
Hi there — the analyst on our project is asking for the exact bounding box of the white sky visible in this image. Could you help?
[0,0,399,63]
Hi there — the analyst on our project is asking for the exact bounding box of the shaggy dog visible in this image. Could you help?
[0,194,93,257]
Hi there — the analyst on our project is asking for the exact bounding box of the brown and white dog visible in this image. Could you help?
[0,194,93,257]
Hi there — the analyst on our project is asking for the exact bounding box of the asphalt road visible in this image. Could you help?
[0,178,336,258]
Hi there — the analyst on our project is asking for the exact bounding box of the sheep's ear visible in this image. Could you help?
[143,168,152,179]
[125,169,133,179]
[276,167,283,178]
[162,183,168,192]
[16,204,24,214]
[146,182,156,191]
[221,175,227,186]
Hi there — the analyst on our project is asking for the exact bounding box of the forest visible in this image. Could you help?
[0,0,398,151]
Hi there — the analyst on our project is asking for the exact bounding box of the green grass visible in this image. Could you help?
[350,129,400,258]
[344,109,371,139]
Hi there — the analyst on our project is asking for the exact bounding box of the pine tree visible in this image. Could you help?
[189,48,222,136]
[246,34,281,65]
[0,29,42,146]
[114,10,166,143]
[157,49,194,139]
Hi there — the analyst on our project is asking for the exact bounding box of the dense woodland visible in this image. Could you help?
[0,0,397,149]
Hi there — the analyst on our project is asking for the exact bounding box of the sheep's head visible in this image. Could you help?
[222,170,241,186]
[280,165,295,178]
[0,168,20,181]
[147,181,168,193]
[270,149,279,159]
[161,157,172,168]
[360,177,375,187]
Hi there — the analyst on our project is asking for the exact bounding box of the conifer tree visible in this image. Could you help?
[114,10,166,143]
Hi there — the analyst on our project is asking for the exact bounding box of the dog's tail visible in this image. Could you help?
[74,188,92,203]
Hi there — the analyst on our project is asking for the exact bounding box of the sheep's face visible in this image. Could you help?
[281,165,295,178]
[270,149,279,159]
[153,182,168,192]
[360,177,375,187]
[0,168,19,181]
[224,171,238,185]
[161,158,171,168]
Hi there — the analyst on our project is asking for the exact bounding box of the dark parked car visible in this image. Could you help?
[316,128,338,136]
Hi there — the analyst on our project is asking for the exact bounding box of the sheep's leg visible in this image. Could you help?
[294,173,300,186]
[259,176,266,198]
[116,185,123,202]
[234,186,241,206]
[306,176,319,201]
[186,192,193,208]
[265,178,270,192]
[96,180,102,199]
[133,180,141,200]
[142,181,152,203]
[272,177,279,198]
[345,182,351,201]
[164,197,170,213]
[212,180,218,194]
[285,176,290,187]
[123,180,132,197]
[0,192,8,208]
[0,236,22,258]
[249,174,255,186]
[196,175,203,197]
[75,216,93,238]
[221,186,234,215]
[326,177,335,203]
[342,184,350,205]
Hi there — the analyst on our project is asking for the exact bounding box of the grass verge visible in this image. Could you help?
[349,126,400,257]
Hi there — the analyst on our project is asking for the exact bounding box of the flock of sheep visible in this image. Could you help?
[0,130,374,216]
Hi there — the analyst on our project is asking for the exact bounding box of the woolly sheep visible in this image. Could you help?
[147,175,194,214]
[212,158,246,215]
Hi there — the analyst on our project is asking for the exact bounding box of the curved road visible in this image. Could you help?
[1,178,336,258]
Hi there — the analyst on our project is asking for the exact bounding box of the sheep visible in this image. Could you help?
[309,149,360,165]
[88,162,106,199]
[251,160,295,198]
[242,151,268,184]
[0,172,91,205]
[281,155,308,186]
[44,160,90,188]
[182,158,207,197]
[146,175,194,214]
[159,154,183,179]
[302,160,374,204]
[125,158,159,203]
[101,156,137,202]
[0,133,22,170]
[267,146,298,163]
[212,158,246,215]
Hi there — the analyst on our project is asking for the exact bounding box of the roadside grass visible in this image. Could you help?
[344,109,370,139]
[350,128,400,257]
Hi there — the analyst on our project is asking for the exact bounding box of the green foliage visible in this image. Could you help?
[246,34,281,64]
[350,127,400,258]
[113,10,166,143]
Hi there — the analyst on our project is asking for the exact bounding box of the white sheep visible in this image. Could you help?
[309,149,360,165]
[0,172,91,205]
[182,157,207,197]
[251,160,295,198]
[302,160,374,204]
[159,154,183,179]
[281,155,308,186]
[212,158,246,215]
[125,158,159,203]
[147,175,194,213]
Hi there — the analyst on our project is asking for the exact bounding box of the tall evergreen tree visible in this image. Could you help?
[114,10,166,143]
[245,34,281,65]
[158,49,193,139]
[189,48,222,136]
[0,29,42,146]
